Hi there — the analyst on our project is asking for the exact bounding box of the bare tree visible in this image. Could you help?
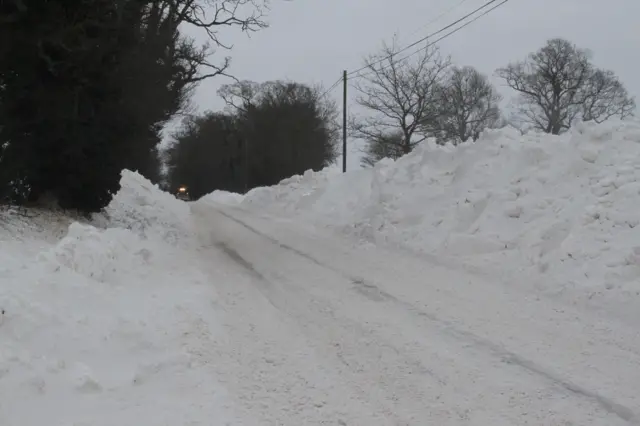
[352,39,450,156]
[359,131,405,167]
[497,38,635,135]
[433,66,501,145]
[581,69,635,123]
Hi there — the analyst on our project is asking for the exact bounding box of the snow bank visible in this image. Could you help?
[209,120,640,317]
[201,167,343,210]
[203,190,245,205]
[97,170,194,247]
[0,172,230,425]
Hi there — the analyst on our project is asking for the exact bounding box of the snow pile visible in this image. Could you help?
[0,172,230,425]
[98,170,194,247]
[204,190,245,205]
[209,120,640,314]
[200,167,342,212]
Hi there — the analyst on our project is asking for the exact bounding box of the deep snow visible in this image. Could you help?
[2,119,640,425]
[0,173,233,426]
[207,119,640,323]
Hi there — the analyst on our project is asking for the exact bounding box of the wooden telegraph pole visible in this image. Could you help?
[342,70,347,173]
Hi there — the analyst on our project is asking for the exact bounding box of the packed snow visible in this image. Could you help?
[207,119,640,323]
[2,120,640,425]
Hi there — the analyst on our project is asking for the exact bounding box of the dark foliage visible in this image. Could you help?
[167,80,339,199]
[0,0,267,212]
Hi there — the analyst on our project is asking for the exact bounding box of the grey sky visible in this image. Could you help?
[178,0,640,169]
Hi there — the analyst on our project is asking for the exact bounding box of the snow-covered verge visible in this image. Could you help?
[0,171,231,426]
[0,206,82,273]
[204,120,640,321]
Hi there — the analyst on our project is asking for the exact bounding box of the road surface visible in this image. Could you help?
[190,201,640,425]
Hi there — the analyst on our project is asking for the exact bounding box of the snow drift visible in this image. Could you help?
[96,170,195,247]
[205,120,640,318]
[0,171,229,426]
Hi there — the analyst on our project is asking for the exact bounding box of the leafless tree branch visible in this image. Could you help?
[151,0,269,84]
[217,80,261,113]
[352,37,451,164]
[581,69,636,123]
[177,0,268,45]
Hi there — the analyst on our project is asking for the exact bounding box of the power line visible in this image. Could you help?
[353,0,510,80]
[321,0,509,99]
[347,0,504,78]
[318,75,343,99]
[399,0,472,43]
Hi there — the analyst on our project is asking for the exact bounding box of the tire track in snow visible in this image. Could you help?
[194,239,393,424]
[208,234,443,424]
[198,209,462,424]
[213,206,639,425]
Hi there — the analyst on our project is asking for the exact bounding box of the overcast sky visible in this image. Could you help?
[178,0,640,169]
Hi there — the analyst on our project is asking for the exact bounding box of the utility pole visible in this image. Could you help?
[342,70,347,173]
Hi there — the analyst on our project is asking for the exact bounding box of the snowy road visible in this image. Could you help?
[191,202,640,425]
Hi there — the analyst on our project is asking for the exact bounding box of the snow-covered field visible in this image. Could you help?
[208,119,640,323]
[2,120,640,425]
